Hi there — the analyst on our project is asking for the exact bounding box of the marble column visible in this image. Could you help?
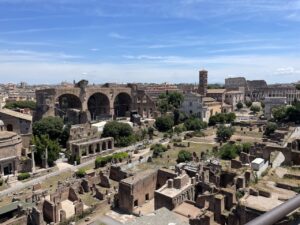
[31,145,36,173]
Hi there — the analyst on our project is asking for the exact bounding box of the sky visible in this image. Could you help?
[0,0,300,84]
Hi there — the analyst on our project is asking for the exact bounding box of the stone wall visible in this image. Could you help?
[109,165,131,182]
[0,110,32,134]
[118,169,157,213]
[157,168,177,189]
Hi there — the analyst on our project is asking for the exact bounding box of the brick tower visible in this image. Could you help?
[198,69,208,96]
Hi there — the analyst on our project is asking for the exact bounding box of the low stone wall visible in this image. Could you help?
[2,215,27,225]
[80,149,115,164]
[283,173,300,180]
[17,158,32,173]
[109,165,131,182]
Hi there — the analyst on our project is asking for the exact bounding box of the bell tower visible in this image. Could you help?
[198,69,208,96]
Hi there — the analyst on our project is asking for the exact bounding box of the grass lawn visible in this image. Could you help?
[233,125,263,138]
[136,142,215,170]
[40,170,73,192]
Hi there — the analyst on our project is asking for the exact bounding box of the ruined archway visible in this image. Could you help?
[55,94,82,123]
[88,92,110,121]
[114,93,132,117]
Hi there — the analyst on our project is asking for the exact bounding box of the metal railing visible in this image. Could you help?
[245,194,300,225]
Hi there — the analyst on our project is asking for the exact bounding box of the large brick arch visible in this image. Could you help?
[113,92,132,117]
[34,84,156,123]
[87,92,111,121]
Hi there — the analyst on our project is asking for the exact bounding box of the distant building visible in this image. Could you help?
[180,92,204,118]
[0,131,23,176]
[198,70,208,96]
[0,108,32,134]
[225,76,300,105]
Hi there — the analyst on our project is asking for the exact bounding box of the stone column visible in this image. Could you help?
[94,144,97,154]
[45,147,49,169]
[31,145,36,173]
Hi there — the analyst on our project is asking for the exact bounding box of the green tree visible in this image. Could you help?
[33,117,71,147]
[33,117,64,140]
[177,150,192,163]
[102,121,135,147]
[296,84,300,90]
[4,100,36,110]
[242,142,252,153]
[167,92,184,109]
[236,102,243,110]
[250,105,261,114]
[245,101,253,108]
[157,92,184,114]
[147,127,154,139]
[76,168,86,178]
[216,125,235,142]
[173,109,180,125]
[286,105,300,123]
[184,118,207,131]
[32,135,61,167]
[155,115,174,132]
[151,144,167,158]
[218,143,240,160]
[209,113,236,126]
[158,98,169,114]
[272,106,287,122]
[264,122,278,137]
[225,113,236,123]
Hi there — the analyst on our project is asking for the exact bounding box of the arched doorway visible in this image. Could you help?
[114,93,132,117]
[88,93,110,121]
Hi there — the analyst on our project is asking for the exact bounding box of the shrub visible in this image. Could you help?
[250,105,261,114]
[112,152,129,161]
[216,125,235,142]
[174,124,187,134]
[18,172,30,181]
[76,168,86,178]
[193,131,205,137]
[184,132,194,139]
[95,152,129,168]
[177,150,192,163]
[218,143,240,160]
[155,116,174,132]
[102,121,135,147]
[0,179,3,186]
[264,122,278,137]
[151,144,168,158]
[184,118,207,131]
[236,102,243,110]
[209,113,236,126]
[5,100,36,110]
[245,101,252,108]
[242,142,252,153]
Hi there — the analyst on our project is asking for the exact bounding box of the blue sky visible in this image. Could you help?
[0,0,300,84]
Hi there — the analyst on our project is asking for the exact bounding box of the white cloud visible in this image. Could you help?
[90,48,99,52]
[276,67,300,75]
[0,49,82,62]
[0,53,299,84]
[108,32,128,39]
